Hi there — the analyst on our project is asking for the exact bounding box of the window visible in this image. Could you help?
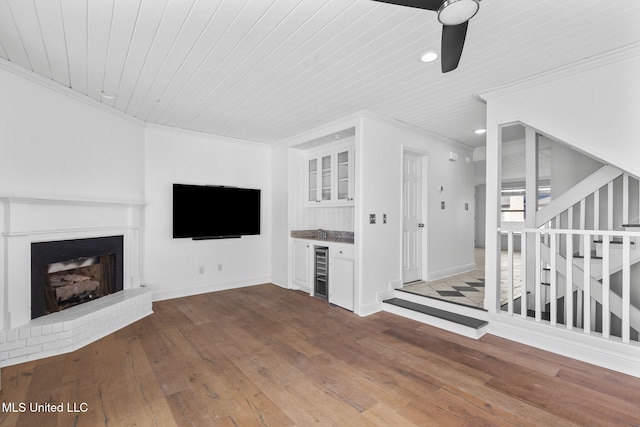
[501,186,551,224]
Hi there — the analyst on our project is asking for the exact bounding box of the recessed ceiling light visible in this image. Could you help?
[101,92,117,100]
[419,50,439,63]
[474,128,486,134]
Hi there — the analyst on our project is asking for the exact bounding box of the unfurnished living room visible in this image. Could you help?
[1,0,640,425]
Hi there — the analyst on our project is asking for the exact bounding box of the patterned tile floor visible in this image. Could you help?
[401,249,522,309]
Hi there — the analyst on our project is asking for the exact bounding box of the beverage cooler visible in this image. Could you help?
[314,246,329,300]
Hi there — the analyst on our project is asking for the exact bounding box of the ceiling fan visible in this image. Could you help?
[371,0,481,73]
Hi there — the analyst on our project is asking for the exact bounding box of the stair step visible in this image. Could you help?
[383,298,488,330]
[593,239,634,245]
[573,251,603,260]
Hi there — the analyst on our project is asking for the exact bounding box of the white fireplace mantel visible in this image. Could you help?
[1,195,147,330]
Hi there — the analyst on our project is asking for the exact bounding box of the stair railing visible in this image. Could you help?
[499,227,639,344]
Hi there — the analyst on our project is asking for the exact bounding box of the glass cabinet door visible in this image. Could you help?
[337,150,349,200]
[321,155,331,201]
[308,158,318,202]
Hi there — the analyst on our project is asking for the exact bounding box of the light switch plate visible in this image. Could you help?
[369,214,376,224]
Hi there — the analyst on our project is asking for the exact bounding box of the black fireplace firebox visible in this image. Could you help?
[31,236,124,319]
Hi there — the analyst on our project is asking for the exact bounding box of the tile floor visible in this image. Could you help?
[401,249,522,309]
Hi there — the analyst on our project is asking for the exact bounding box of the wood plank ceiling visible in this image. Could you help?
[0,0,639,147]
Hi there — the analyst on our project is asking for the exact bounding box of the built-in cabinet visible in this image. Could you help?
[307,146,354,206]
[290,239,354,311]
[328,244,354,311]
[291,240,311,289]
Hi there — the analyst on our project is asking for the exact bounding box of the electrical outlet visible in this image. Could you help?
[441,201,445,210]
[199,266,205,274]
[369,214,376,224]
[218,264,222,271]
[383,214,387,224]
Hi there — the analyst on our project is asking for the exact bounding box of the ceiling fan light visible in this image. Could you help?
[438,0,479,26]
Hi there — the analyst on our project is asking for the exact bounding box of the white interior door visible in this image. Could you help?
[403,151,423,283]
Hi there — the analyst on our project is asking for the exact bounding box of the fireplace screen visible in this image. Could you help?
[31,235,124,319]
[45,255,115,314]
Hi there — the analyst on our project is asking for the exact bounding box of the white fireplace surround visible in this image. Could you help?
[1,195,152,367]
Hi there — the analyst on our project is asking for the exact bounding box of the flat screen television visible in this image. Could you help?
[173,184,261,239]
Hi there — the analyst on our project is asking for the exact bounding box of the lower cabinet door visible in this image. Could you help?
[329,256,354,311]
[292,240,311,289]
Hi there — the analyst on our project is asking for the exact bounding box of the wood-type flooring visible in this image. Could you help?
[1,284,639,426]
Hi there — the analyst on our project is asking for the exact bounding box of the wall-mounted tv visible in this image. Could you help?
[173,184,261,240]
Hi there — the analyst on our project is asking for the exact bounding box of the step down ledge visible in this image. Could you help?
[383,298,488,339]
[394,289,489,320]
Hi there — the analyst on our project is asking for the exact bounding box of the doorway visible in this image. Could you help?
[402,151,426,284]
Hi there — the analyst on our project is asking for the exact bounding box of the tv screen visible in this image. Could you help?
[173,184,261,239]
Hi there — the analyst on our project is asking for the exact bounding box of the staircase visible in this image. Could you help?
[501,161,640,343]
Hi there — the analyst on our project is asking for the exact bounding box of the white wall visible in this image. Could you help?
[0,67,146,330]
[270,143,289,287]
[144,126,272,301]
[484,55,640,178]
[358,116,475,311]
[0,67,145,201]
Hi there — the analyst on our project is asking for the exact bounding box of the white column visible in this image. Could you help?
[484,122,502,313]
[525,126,538,307]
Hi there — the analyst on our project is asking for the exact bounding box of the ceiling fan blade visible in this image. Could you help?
[370,0,443,12]
[441,21,468,73]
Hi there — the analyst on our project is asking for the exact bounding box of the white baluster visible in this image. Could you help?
[608,181,614,231]
[579,199,586,256]
[583,234,591,334]
[535,234,542,322]
[623,174,629,226]
[566,232,573,330]
[521,232,528,319]
[594,188,600,232]
[602,238,610,338]
[622,235,631,343]
[550,232,557,326]
[507,231,514,315]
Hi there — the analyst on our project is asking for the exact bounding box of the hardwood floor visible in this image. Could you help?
[2,284,639,426]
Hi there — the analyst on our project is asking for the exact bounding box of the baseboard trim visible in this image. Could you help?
[488,314,640,378]
[427,262,476,281]
[150,276,272,301]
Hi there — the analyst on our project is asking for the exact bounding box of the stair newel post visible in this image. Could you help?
[550,231,557,326]
[535,233,542,322]
[602,237,610,339]
[520,231,528,319]
[566,231,574,330]
[583,233,591,334]
[622,235,631,343]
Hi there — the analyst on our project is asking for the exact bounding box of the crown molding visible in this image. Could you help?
[475,42,640,102]
[144,123,268,148]
[0,58,145,128]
